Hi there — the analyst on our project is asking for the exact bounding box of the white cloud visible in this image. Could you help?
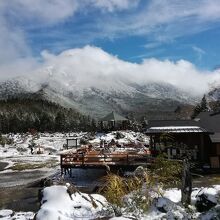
[0,0,139,82]
[2,0,78,25]
[0,0,80,79]
[28,46,220,96]
[144,42,162,49]
[0,0,220,95]
[1,45,220,96]
[90,0,140,12]
[94,0,220,42]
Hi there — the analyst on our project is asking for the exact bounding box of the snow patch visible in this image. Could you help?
[36,185,114,220]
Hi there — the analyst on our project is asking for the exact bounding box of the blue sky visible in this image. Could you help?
[1,0,220,70]
[29,18,220,70]
[1,0,220,89]
[20,0,220,70]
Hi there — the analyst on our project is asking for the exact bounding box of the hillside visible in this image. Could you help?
[0,76,198,120]
[0,98,96,133]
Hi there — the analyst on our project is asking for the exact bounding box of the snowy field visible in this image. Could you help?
[0,131,149,188]
[0,131,148,158]
[0,131,220,219]
[1,184,219,220]
[0,131,149,177]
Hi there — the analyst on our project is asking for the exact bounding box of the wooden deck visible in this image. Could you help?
[60,146,152,173]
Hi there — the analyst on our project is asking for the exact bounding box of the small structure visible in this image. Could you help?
[145,120,211,164]
[64,138,80,149]
[145,113,220,169]
[100,111,129,130]
[36,146,44,154]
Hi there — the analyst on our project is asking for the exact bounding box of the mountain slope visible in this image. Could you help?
[0,74,199,120]
[207,86,220,110]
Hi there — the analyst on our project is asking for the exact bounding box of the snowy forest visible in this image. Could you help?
[0,98,97,133]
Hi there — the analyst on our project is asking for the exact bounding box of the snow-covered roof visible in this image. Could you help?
[100,111,128,121]
[146,126,207,133]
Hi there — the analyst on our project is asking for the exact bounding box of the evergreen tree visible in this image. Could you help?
[200,95,208,111]
[55,112,66,131]
[0,98,94,133]
[191,95,208,119]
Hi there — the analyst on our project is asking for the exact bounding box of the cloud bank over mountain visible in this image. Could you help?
[1,1,220,96]
[1,45,218,97]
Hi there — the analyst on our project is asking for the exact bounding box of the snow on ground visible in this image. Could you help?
[0,131,149,177]
[1,184,220,220]
[163,186,220,207]
[0,133,68,157]
[1,131,220,220]
[191,185,220,205]
[143,185,220,220]
[35,184,220,219]
[89,131,149,145]
[0,133,82,177]
[0,131,149,158]
[163,188,182,203]
[35,185,114,220]
[0,209,34,220]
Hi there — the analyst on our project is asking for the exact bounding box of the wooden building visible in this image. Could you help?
[145,111,220,168]
[145,120,210,164]
[195,111,220,168]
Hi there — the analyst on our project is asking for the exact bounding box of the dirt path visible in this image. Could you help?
[0,185,40,212]
[193,174,220,188]
[0,169,56,188]
[0,168,59,212]
[0,162,8,171]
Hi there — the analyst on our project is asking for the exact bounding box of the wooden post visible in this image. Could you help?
[181,159,192,207]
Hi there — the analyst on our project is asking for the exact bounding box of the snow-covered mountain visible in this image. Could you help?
[0,77,40,99]
[205,84,220,111]
[0,69,199,119]
[1,46,220,119]
[207,87,220,102]
[0,46,207,119]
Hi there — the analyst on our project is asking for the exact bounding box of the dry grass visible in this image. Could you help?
[99,174,127,206]
[99,171,151,207]
[99,154,182,209]
[10,159,59,171]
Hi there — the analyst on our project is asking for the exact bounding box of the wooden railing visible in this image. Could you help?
[60,150,150,167]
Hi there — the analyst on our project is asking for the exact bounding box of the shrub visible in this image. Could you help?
[0,134,14,146]
[115,132,124,140]
[151,153,182,187]
[80,138,88,145]
[100,155,182,207]
[99,155,183,219]
[17,146,28,152]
